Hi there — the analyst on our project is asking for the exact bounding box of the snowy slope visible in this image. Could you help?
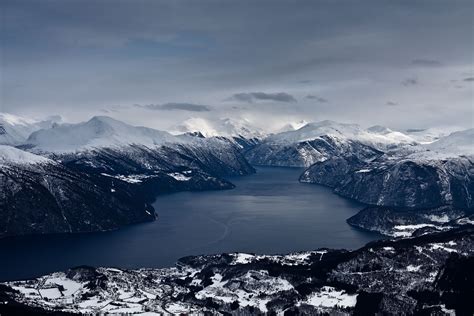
[267,120,417,150]
[0,145,52,166]
[0,113,61,146]
[26,116,180,153]
[171,117,266,139]
[423,128,474,156]
[276,120,308,133]
[4,227,473,315]
[398,128,474,160]
[405,127,464,144]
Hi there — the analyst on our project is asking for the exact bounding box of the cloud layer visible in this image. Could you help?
[228,92,297,103]
[136,103,211,112]
[1,0,473,130]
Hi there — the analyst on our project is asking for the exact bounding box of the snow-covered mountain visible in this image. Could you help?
[25,116,179,153]
[422,128,474,157]
[244,120,417,168]
[301,155,474,209]
[405,126,464,144]
[0,113,61,146]
[171,117,266,139]
[246,134,382,167]
[0,139,252,238]
[266,120,417,150]
[0,114,258,238]
[275,119,308,133]
[0,150,157,238]
[244,119,473,210]
[299,128,474,210]
[0,145,52,166]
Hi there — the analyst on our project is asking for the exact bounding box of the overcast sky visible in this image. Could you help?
[1,0,473,131]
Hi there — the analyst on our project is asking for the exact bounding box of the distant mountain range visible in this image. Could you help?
[0,112,472,238]
[0,113,62,146]
[170,117,266,139]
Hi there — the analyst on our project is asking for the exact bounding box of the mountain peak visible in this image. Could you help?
[26,116,177,153]
[171,117,265,139]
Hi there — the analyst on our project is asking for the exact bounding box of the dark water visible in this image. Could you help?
[0,167,381,281]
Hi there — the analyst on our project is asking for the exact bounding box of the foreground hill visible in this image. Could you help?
[2,225,472,315]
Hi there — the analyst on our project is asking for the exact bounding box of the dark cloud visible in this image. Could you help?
[386,101,398,106]
[411,59,442,67]
[298,80,313,84]
[228,92,297,103]
[463,77,474,82]
[136,103,211,112]
[402,78,418,87]
[306,95,328,103]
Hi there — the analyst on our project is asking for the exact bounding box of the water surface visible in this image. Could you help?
[0,167,380,281]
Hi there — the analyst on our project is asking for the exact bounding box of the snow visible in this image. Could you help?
[305,286,357,308]
[39,288,62,299]
[276,120,308,133]
[391,224,452,237]
[194,270,293,312]
[170,117,266,139]
[439,304,456,315]
[0,112,62,146]
[0,145,52,165]
[166,302,194,314]
[230,251,327,266]
[403,128,473,160]
[266,120,417,150]
[101,173,150,183]
[77,298,111,309]
[406,265,422,272]
[393,224,437,237]
[424,214,450,223]
[44,277,83,296]
[26,116,180,153]
[429,243,458,253]
[424,128,474,156]
[167,172,192,181]
[12,286,40,297]
[457,217,474,225]
[232,253,255,264]
[0,113,36,126]
[405,126,464,144]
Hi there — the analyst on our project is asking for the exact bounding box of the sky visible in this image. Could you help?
[1,0,473,131]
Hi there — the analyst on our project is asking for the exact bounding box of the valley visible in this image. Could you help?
[0,113,472,315]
